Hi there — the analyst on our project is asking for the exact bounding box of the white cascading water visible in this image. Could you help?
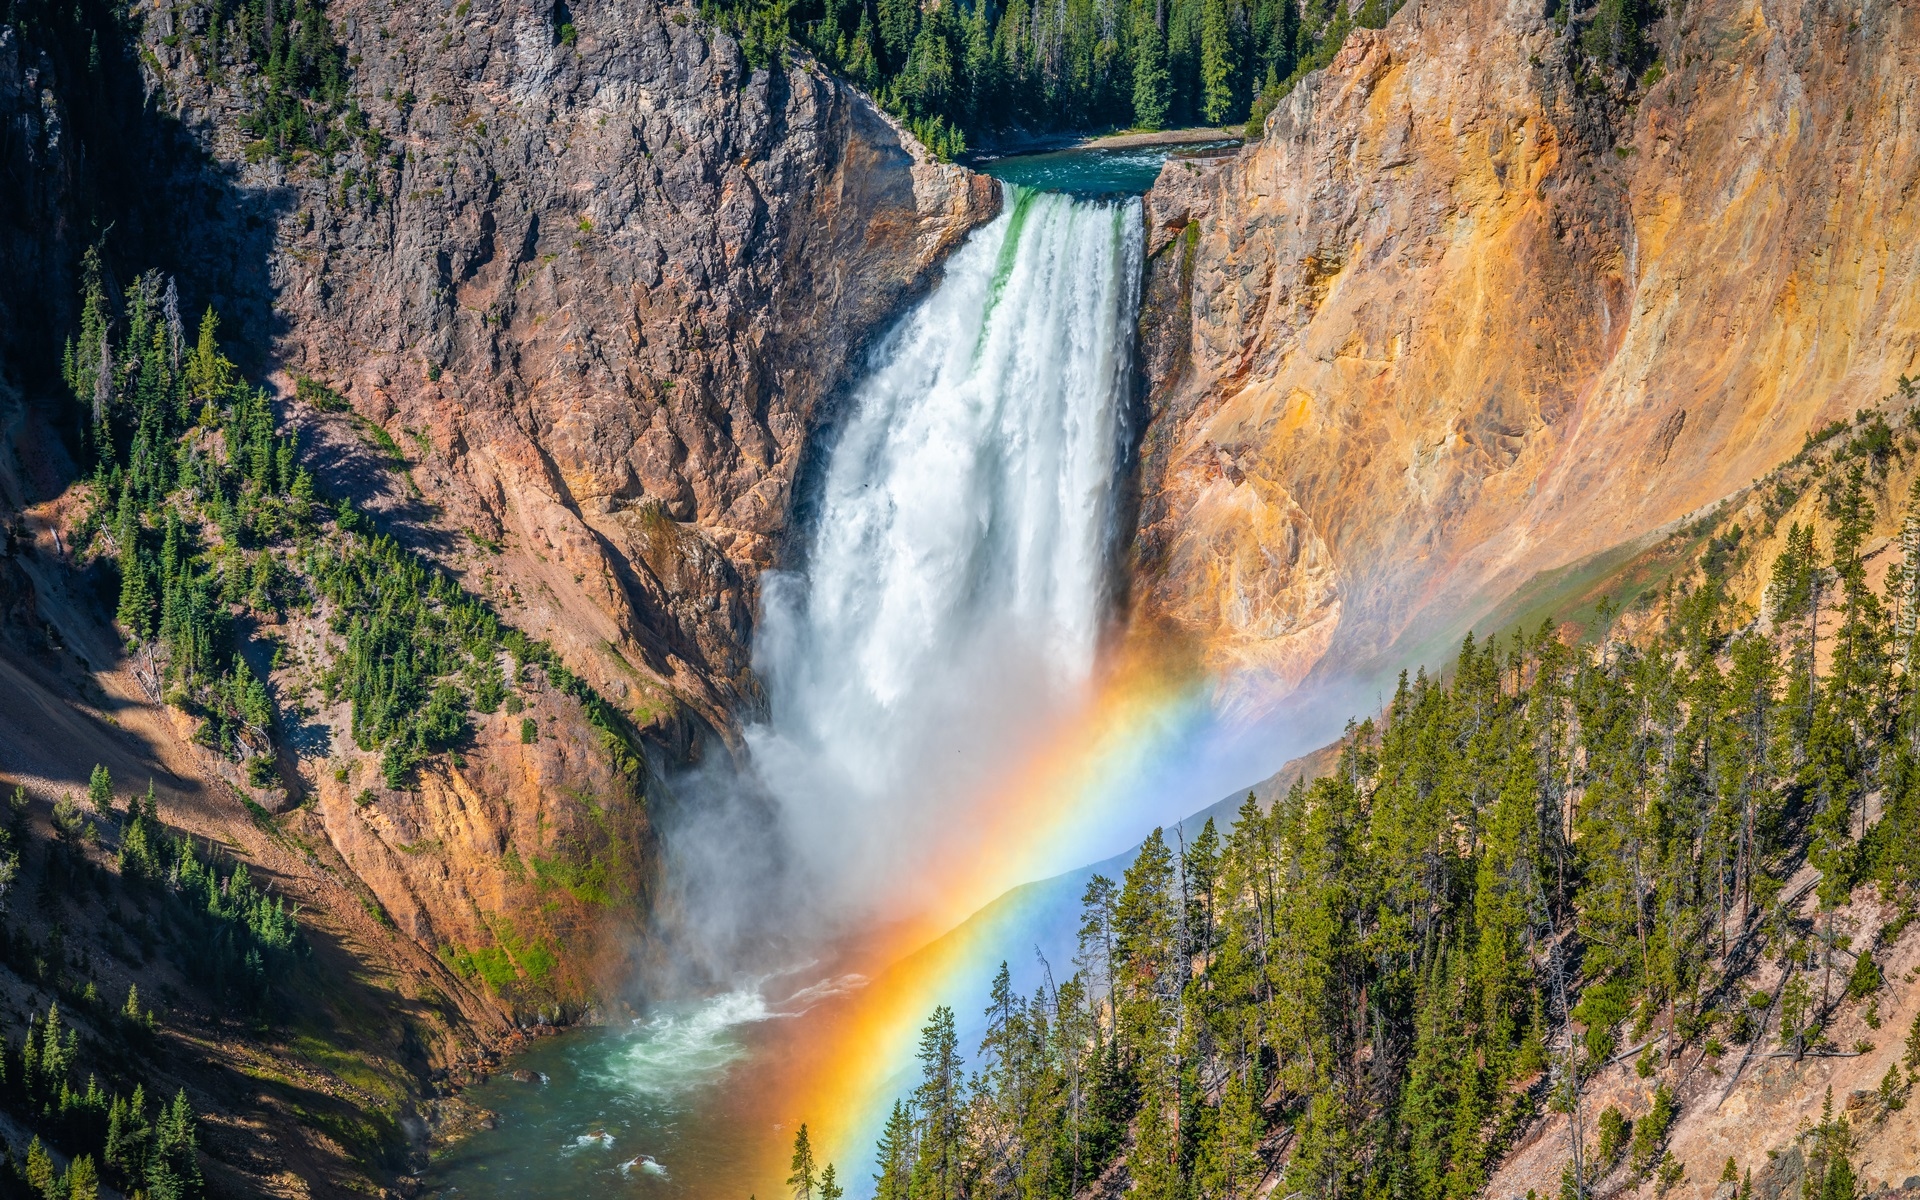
[425,184,1150,1200]
[745,185,1145,927]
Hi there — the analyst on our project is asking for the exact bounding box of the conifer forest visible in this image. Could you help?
[855,416,1920,1200]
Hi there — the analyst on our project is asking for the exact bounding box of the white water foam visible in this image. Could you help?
[744,185,1144,928]
[621,1155,670,1178]
[594,989,773,1101]
[564,1130,615,1152]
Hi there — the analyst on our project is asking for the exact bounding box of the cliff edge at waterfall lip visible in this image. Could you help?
[981,138,1241,200]
[964,124,1244,163]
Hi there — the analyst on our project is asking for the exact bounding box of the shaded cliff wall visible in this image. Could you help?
[1138,0,1920,695]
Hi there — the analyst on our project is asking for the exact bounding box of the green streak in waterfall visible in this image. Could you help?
[974,186,1040,362]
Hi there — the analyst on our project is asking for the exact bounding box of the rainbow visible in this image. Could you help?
[756,637,1284,1190]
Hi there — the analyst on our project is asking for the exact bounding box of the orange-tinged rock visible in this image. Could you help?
[1138,0,1920,698]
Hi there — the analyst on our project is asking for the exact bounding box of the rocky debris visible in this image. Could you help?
[1136,0,1920,702]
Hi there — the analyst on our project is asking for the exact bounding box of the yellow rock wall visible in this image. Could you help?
[1139,0,1920,694]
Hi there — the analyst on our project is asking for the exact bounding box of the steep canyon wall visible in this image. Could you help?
[0,2,994,1172]
[140,0,996,731]
[1139,0,1920,696]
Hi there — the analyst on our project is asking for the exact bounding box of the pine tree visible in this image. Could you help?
[118,542,155,640]
[88,764,114,816]
[789,1124,818,1200]
[1077,874,1119,1036]
[1130,0,1171,128]
[65,1154,101,1200]
[25,1136,55,1197]
[911,1006,966,1200]
[1198,0,1235,123]
[1130,1065,1182,1199]
[1184,817,1220,971]
[1214,1061,1264,1199]
[186,307,225,403]
[874,1100,915,1200]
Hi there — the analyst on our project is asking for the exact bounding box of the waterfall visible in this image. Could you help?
[743,185,1145,926]
[430,175,1164,1200]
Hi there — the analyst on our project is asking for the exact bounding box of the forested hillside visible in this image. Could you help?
[0,776,288,1200]
[50,248,654,1006]
[703,0,1664,155]
[857,407,1920,1198]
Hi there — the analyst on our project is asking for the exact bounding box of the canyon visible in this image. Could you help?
[3,0,1920,1192]
[1,0,999,1190]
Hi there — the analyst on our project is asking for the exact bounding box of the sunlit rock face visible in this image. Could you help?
[110,0,999,1016]
[143,0,998,732]
[1137,0,1920,696]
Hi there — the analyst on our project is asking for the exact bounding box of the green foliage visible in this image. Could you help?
[1198,0,1237,124]
[1845,949,1882,999]
[704,0,1390,149]
[1580,0,1653,69]
[61,255,643,797]
[1574,980,1630,1064]
[854,451,1920,1199]
[68,276,318,770]
[1597,1106,1631,1166]
[1804,1091,1859,1200]
[221,0,366,167]
[910,1005,966,1200]
[788,1123,817,1200]
[1878,1063,1907,1112]
[293,375,351,412]
[873,1099,913,1200]
[438,943,516,990]
[529,850,621,907]
[1656,1152,1686,1194]
[1628,1083,1678,1179]
[87,765,113,817]
[436,923,558,994]
[117,797,302,1015]
[4,998,205,1200]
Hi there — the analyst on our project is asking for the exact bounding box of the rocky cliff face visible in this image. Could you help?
[1138,0,1920,697]
[140,0,996,735]
[0,2,993,1185]
[113,0,993,1000]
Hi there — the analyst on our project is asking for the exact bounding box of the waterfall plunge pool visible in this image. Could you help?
[421,138,1193,1200]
